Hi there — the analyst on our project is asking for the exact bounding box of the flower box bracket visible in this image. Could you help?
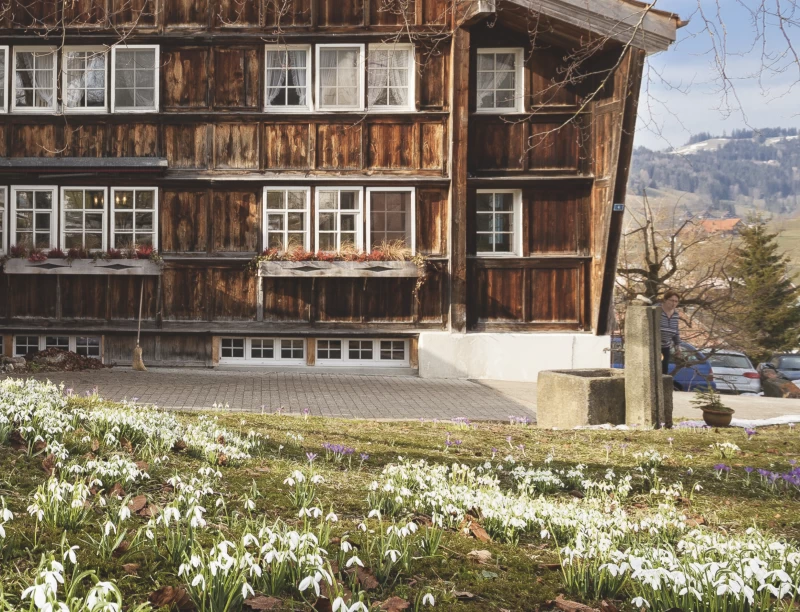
[258,260,420,278]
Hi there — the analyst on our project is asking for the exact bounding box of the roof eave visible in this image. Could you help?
[507,0,681,54]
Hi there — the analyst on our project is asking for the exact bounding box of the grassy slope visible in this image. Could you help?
[2,403,800,611]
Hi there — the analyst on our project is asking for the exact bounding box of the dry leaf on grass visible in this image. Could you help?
[553,594,600,612]
[128,495,147,513]
[355,566,380,590]
[91,438,100,452]
[379,597,410,611]
[454,591,476,600]
[112,540,130,558]
[244,595,283,610]
[467,550,492,564]
[600,601,619,612]
[41,454,56,476]
[120,437,133,453]
[122,563,139,575]
[109,483,125,498]
[148,586,196,611]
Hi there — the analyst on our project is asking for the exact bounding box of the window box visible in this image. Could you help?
[257,260,420,278]
[3,258,162,275]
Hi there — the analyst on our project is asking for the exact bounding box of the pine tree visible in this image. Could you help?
[731,218,800,362]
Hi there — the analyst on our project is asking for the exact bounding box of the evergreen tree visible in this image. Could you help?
[731,218,800,361]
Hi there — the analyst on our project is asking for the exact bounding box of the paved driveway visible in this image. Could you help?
[15,368,536,421]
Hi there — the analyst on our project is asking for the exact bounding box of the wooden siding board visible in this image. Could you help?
[210,268,257,320]
[262,278,312,321]
[11,125,58,158]
[211,190,260,252]
[529,267,580,323]
[213,48,261,109]
[317,124,362,170]
[162,267,207,320]
[264,124,312,170]
[9,276,57,319]
[164,0,209,27]
[318,0,364,26]
[214,123,260,169]
[62,125,107,158]
[369,0,415,26]
[161,190,209,253]
[264,0,312,26]
[109,124,159,157]
[367,123,415,170]
[109,0,157,26]
[214,0,261,27]
[63,0,107,25]
[471,120,525,172]
[108,277,158,320]
[163,49,210,109]
[416,188,447,256]
[165,124,210,169]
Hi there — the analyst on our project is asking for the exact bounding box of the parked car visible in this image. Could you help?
[706,351,761,394]
[765,354,800,382]
[611,337,715,392]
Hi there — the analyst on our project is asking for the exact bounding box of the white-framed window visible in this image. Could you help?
[264,45,312,112]
[61,187,107,252]
[12,47,57,113]
[0,186,6,255]
[475,189,522,256]
[263,187,310,252]
[315,188,363,252]
[45,336,70,351]
[63,46,108,113]
[10,186,57,250]
[76,336,101,358]
[317,339,342,360]
[366,187,415,252]
[0,46,8,112]
[14,335,40,357]
[367,43,415,111]
[219,337,306,365]
[111,44,159,112]
[316,338,409,367]
[476,48,524,113]
[316,44,365,111]
[111,187,158,250]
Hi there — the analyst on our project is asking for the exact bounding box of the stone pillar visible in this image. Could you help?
[625,303,666,428]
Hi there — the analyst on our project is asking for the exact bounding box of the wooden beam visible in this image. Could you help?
[449,24,470,332]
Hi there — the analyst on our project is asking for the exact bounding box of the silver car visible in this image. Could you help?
[707,351,762,394]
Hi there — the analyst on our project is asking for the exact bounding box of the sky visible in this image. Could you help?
[635,0,800,150]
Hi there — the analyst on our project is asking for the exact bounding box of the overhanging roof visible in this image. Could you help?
[503,0,683,54]
[0,157,169,174]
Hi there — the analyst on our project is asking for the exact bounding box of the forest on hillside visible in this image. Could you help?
[629,129,800,215]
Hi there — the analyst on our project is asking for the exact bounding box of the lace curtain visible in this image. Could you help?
[368,49,408,107]
[266,50,307,106]
[15,51,54,108]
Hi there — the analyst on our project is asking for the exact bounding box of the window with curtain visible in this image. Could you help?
[12,188,55,249]
[62,188,106,251]
[265,46,310,110]
[14,48,56,111]
[368,190,413,251]
[0,47,7,112]
[316,188,362,252]
[113,46,158,111]
[476,48,523,112]
[111,188,157,249]
[318,46,362,110]
[64,48,107,111]
[264,188,309,251]
[475,191,520,255]
[368,45,414,109]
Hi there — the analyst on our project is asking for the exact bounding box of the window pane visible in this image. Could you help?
[288,191,306,209]
[267,191,285,209]
[495,193,514,211]
[136,190,154,209]
[340,192,356,209]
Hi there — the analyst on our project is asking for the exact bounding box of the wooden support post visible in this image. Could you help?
[256,277,264,322]
[449,25,470,333]
[307,338,316,366]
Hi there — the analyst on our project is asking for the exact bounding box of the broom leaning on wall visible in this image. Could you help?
[132,278,146,371]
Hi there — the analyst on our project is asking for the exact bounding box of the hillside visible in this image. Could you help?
[628,128,800,217]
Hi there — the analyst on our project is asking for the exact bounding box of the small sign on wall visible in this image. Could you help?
[613,203,625,212]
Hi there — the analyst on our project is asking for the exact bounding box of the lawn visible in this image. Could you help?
[1,379,799,611]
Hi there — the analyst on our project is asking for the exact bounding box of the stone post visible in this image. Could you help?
[625,302,666,428]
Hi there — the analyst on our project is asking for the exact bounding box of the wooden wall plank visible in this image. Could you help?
[164,0,208,26]
[211,190,260,252]
[63,0,107,25]
[163,48,210,109]
[317,124,362,170]
[214,124,260,169]
[8,276,57,318]
[263,278,312,321]
[315,279,362,321]
[528,189,589,254]
[369,0,415,26]
[162,267,207,320]
[161,190,209,253]
[363,279,415,321]
[470,120,525,171]
[214,48,261,108]
[367,123,415,169]
[109,0,157,26]
[62,125,107,158]
[108,277,157,320]
[264,124,312,170]
[417,188,447,256]
[10,125,58,157]
[419,45,449,109]
[529,267,580,323]
[109,124,159,157]
[214,0,261,27]
[264,0,312,26]
[420,122,445,170]
[210,268,257,320]
[318,0,363,26]
[12,0,58,26]
[165,124,209,169]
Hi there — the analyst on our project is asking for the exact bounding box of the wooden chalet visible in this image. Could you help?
[0,0,681,380]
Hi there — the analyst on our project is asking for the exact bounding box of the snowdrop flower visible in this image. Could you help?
[346,555,364,568]
[385,549,400,562]
[63,545,79,565]
[422,593,435,605]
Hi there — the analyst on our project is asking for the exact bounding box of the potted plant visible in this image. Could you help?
[692,387,735,427]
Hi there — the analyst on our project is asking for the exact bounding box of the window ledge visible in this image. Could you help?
[2,258,162,276]
[258,260,420,278]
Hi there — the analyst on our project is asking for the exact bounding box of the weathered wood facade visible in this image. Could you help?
[0,0,679,373]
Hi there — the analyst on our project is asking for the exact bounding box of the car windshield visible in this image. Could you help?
[708,354,752,369]
[778,356,800,370]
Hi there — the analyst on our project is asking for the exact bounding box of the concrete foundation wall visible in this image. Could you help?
[418,332,611,381]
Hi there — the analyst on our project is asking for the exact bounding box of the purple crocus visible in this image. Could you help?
[744,466,754,474]
[360,453,369,462]
[745,428,757,439]
[306,452,318,463]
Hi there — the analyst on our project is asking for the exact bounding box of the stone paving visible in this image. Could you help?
[18,368,536,421]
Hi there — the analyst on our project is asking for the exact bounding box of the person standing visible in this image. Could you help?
[659,291,681,374]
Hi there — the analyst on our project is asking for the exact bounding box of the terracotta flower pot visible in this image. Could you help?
[702,409,734,428]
